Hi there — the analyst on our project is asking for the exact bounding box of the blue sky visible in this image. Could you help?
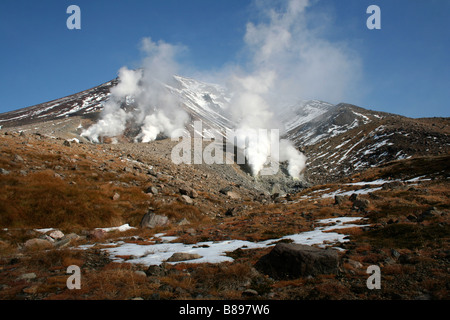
[0,0,448,118]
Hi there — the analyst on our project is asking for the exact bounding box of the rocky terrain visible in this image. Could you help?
[0,77,448,301]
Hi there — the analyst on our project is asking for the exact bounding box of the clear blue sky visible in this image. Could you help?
[0,0,448,118]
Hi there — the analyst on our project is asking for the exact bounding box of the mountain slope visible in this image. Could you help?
[302,110,450,184]
[0,80,116,128]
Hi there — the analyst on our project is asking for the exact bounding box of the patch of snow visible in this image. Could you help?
[321,187,383,199]
[96,224,136,233]
[35,228,55,234]
[344,179,390,186]
[84,217,367,266]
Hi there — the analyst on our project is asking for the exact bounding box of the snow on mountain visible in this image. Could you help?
[167,76,235,134]
[280,100,334,133]
[0,80,116,127]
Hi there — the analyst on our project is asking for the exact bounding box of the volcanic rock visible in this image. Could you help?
[139,212,169,229]
[255,243,339,279]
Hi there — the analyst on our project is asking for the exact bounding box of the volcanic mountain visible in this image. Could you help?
[0,75,448,185]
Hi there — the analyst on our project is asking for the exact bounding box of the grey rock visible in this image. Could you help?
[255,243,339,280]
[14,154,24,162]
[146,186,159,195]
[226,191,240,199]
[347,259,363,269]
[353,198,370,211]
[18,273,37,281]
[134,271,147,277]
[24,238,53,250]
[391,249,401,259]
[382,181,406,190]
[219,186,233,195]
[166,252,202,262]
[334,195,345,205]
[180,195,193,205]
[139,212,169,229]
[49,230,65,240]
[177,218,191,226]
[54,238,71,248]
[179,187,198,198]
[146,265,167,277]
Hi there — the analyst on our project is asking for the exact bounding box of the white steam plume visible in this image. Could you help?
[82,0,362,180]
[220,0,361,178]
[82,38,188,143]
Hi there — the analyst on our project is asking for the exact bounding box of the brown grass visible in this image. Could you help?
[0,168,150,230]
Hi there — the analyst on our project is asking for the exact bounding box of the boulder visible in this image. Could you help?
[49,230,64,240]
[166,252,202,262]
[179,187,198,198]
[13,154,24,162]
[334,195,345,205]
[352,198,370,211]
[139,212,169,229]
[146,265,167,277]
[382,181,406,190]
[177,218,191,226]
[145,186,159,195]
[255,243,339,280]
[180,195,193,205]
[219,186,233,195]
[226,191,240,200]
[24,238,53,251]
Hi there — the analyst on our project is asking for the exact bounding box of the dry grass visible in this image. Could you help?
[0,170,150,230]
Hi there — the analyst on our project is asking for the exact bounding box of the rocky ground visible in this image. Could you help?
[0,123,449,300]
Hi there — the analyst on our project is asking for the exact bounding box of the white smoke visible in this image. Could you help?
[219,0,361,179]
[82,0,361,180]
[82,38,188,143]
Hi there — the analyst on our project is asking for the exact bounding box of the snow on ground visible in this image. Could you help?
[81,217,367,266]
[35,228,56,234]
[320,187,383,199]
[95,224,136,233]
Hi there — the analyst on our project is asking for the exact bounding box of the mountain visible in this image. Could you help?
[0,75,448,185]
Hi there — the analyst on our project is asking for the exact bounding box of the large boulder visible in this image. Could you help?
[139,212,169,229]
[255,243,339,280]
[166,252,202,262]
